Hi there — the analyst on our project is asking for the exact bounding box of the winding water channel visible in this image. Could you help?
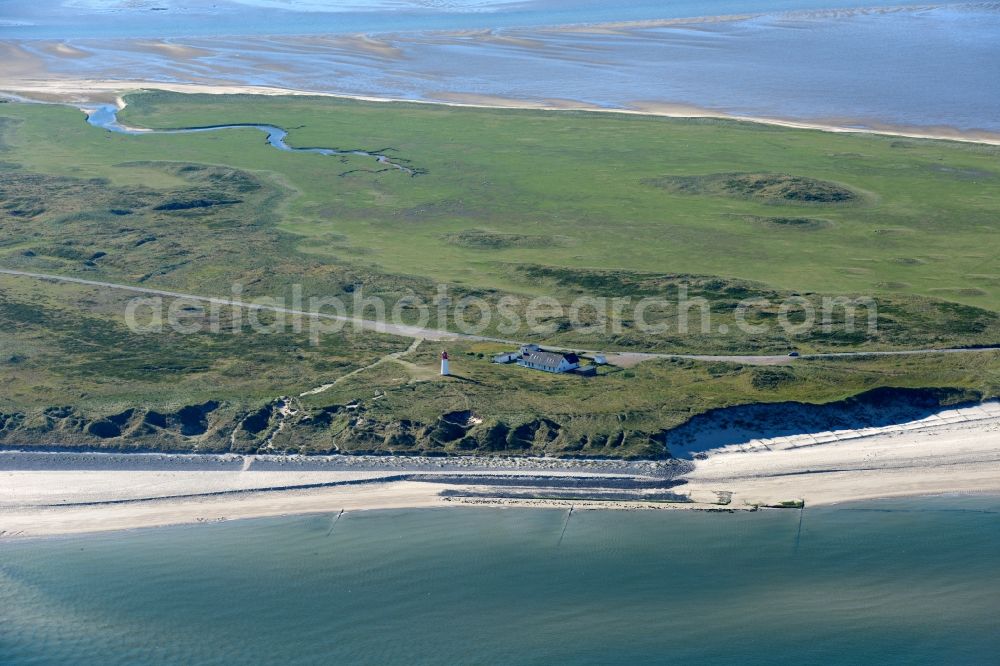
[84,104,417,176]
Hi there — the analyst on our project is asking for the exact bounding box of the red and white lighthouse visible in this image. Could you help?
[440,350,450,376]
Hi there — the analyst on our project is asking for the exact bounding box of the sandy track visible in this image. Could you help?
[0,268,464,342]
[1,269,997,365]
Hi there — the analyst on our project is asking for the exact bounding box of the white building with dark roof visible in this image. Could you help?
[517,350,580,374]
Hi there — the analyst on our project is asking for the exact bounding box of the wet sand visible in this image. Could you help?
[0,453,681,537]
[3,2,999,144]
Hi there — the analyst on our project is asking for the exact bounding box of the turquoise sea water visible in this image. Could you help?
[2,497,999,664]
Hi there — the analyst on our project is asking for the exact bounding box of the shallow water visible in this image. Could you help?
[1,496,999,664]
[11,3,1000,133]
[84,104,417,174]
[2,0,947,38]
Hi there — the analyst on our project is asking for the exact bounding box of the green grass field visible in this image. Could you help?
[2,92,998,310]
[0,91,997,456]
[113,92,1000,309]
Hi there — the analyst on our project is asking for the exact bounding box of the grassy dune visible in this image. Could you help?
[0,92,997,456]
[0,275,994,457]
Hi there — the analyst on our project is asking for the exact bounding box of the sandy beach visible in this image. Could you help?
[681,402,1000,507]
[1,402,997,537]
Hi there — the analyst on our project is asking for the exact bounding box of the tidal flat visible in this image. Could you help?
[4,3,1000,137]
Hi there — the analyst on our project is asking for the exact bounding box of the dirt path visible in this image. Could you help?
[299,337,425,397]
[1,268,997,365]
[0,268,466,341]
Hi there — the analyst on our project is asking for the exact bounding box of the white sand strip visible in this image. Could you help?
[3,78,1000,146]
[684,416,1000,508]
